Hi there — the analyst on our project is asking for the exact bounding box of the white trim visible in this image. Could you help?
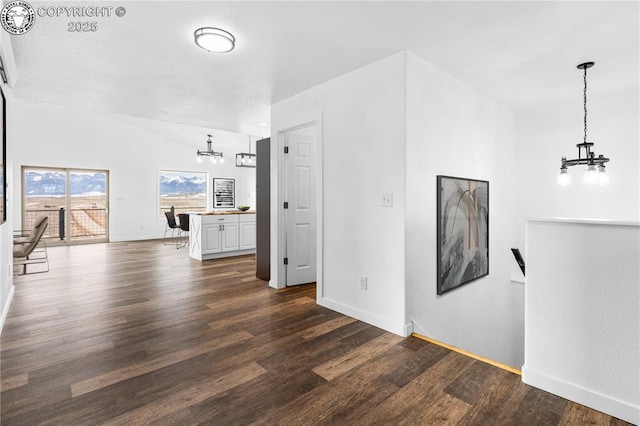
[196,249,255,261]
[110,235,167,243]
[403,321,414,337]
[523,217,640,227]
[318,296,412,337]
[270,111,323,291]
[522,366,639,424]
[315,114,324,300]
[1,285,15,334]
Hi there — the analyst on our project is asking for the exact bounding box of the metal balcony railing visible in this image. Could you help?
[24,208,107,240]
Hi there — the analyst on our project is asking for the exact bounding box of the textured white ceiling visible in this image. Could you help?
[9,1,639,137]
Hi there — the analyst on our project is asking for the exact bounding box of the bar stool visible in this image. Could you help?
[163,209,180,246]
[177,213,190,249]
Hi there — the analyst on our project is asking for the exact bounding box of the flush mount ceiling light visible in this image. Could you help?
[196,134,224,164]
[557,62,610,186]
[236,136,256,168]
[194,27,235,53]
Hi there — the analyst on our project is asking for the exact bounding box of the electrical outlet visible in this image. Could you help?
[381,192,393,207]
[360,276,368,290]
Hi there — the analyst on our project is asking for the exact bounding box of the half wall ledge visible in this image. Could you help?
[523,218,639,424]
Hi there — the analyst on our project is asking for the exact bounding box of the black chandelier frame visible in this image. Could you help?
[559,62,609,174]
[197,134,224,162]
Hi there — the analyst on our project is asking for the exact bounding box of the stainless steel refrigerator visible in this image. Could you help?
[256,137,270,281]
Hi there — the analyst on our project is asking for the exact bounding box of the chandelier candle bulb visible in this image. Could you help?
[583,164,599,185]
[597,165,610,185]
[557,167,571,186]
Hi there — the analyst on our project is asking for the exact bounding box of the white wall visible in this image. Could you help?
[271,52,408,335]
[271,51,522,360]
[12,100,256,242]
[405,53,521,368]
[523,219,639,424]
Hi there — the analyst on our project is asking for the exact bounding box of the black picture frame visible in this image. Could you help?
[437,175,489,295]
[213,178,235,208]
[0,86,6,224]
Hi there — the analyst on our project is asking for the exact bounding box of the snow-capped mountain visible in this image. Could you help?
[160,175,205,196]
[25,171,106,196]
[25,171,205,197]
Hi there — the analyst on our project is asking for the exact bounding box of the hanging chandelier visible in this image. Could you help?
[196,134,224,164]
[557,62,610,186]
[235,136,256,168]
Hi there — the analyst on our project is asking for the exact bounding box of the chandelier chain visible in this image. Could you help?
[583,66,588,144]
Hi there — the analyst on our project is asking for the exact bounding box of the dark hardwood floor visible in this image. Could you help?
[0,240,631,425]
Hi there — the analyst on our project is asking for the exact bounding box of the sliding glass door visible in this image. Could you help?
[22,167,109,244]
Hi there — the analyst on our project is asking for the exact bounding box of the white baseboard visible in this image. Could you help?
[269,278,285,289]
[317,296,412,337]
[403,321,414,336]
[522,366,639,424]
[109,235,164,243]
[1,284,15,335]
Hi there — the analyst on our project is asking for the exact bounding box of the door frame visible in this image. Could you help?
[270,110,323,298]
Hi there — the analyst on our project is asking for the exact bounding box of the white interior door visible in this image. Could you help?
[285,126,316,286]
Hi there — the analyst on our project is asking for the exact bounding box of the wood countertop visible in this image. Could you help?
[194,210,256,216]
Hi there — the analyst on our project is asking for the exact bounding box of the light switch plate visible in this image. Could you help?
[360,276,368,290]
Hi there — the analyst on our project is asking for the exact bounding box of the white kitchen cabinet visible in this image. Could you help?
[202,223,222,253]
[221,222,239,252]
[239,214,256,250]
[202,215,237,254]
[189,213,255,261]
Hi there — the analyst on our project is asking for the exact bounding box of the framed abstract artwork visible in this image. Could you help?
[437,175,489,295]
[213,178,235,208]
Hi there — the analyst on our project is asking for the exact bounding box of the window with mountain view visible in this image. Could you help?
[159,170,206,217]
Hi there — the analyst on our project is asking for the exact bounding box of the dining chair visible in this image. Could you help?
[13,216,50,275]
